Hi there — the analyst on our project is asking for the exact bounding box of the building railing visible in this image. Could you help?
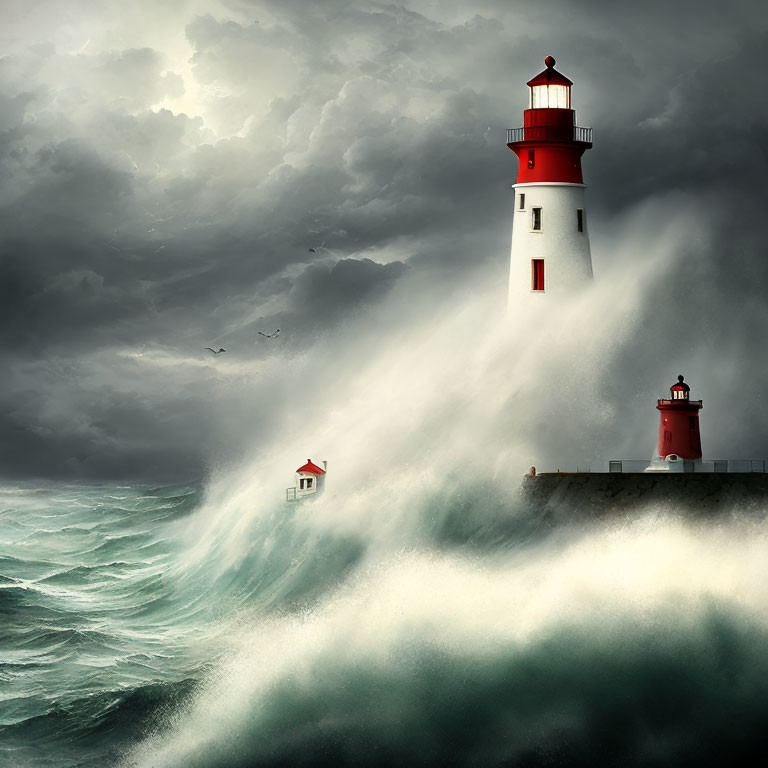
[506,126,593,144]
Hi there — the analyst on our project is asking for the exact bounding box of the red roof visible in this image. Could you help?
[296,459,326,475]
[527,56,573,88]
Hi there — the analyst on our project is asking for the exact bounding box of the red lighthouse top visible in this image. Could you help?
[526,56,574,107]
[527,56,573,87]
[657,375,702,410]
[507,56,592,184]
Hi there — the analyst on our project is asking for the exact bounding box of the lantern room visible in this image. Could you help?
[527,56,572,109]
[506,56,592,184]
[669,375,690,401]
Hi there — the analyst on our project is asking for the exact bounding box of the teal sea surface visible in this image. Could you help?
[3,481,768,767]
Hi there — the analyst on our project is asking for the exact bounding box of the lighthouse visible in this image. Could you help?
[656,375,703,465]
[506,56,593,303]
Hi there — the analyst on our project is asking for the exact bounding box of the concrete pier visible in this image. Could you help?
[522,472,768,517]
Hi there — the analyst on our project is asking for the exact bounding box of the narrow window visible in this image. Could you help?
[299,479,305,489]
[689,416,696,430]
[527,150,535,169]
[577,209,584,232]
[532,207,542,231]
[664,430,672,444]
[518,193,525,210]
[531,259,544,291]
[307,478,313,488]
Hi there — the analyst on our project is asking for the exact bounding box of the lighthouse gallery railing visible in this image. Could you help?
[506,126,593,144]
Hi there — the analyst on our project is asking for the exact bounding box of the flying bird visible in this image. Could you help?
[258,330,280,339]
[205,347,226,356]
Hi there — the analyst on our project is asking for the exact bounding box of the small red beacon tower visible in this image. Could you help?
[656,375,703,460]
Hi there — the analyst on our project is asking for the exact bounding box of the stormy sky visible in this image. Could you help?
[2,0,768,482]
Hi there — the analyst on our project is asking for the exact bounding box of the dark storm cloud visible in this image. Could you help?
[586,32,768,210]
[285,257,408,329]
[1,0,767,480]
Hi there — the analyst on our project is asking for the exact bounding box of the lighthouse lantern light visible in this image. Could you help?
[529,84,570,109]
[525,55,574,110]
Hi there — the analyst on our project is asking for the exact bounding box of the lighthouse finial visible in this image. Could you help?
[678,374,685,383]
[544,55,556,68]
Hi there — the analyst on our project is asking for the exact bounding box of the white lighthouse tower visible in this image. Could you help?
[506,56,594,304]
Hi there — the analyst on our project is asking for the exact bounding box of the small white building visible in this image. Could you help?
[286,459,327,501]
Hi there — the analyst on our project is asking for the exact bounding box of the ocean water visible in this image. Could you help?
[0,484,212,767]
[4,478,768,768]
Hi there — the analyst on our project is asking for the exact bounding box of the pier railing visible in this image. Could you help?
[540,459,768,474]
[506,126,593,144]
